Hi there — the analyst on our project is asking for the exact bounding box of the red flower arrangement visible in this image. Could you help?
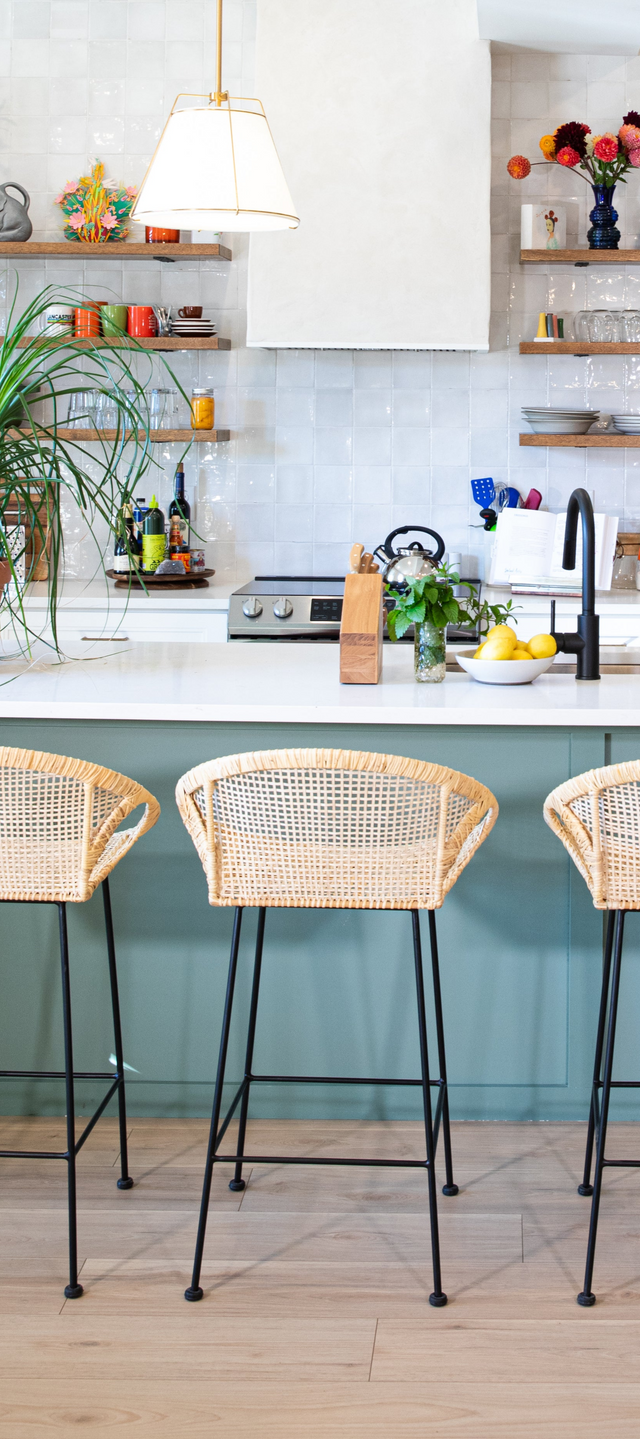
[507,112,640,187]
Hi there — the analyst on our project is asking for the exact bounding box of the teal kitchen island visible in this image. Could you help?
[1,638,640,1124]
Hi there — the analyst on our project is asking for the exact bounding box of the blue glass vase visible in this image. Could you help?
[587,184,620,250]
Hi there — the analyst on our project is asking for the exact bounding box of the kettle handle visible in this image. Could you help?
[380,525,445,563]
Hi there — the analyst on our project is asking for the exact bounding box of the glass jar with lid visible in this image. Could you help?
[190,386,214,430]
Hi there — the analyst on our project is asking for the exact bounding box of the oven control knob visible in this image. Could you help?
[242,596,263,618]
[273,596,293,619]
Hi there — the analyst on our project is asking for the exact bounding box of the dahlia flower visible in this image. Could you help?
[593,133,619,162]
[507,155,531,178]
[620,124,640,151]
[557,146,581,168]
[554,121,590,159]
[539,134,556,159]
[628,149,640,167]
[623,110,640,129]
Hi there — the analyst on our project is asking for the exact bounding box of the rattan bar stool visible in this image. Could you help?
[545,759,640,1306]
[176,746,498,1308]
[0,746,160,1298]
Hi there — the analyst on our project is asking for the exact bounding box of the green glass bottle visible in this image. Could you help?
[142,494,166,573]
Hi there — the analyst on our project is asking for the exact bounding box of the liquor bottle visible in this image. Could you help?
[168,463,191,549]
[142,494,166,573]
[113,503,141,574]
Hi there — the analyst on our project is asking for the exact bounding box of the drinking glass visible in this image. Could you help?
[623,310,640,341]
[610,310,626,340]
[587,310,614,342]
[95,391,119,431]
[573,311,591,341]
[66,390,96,429]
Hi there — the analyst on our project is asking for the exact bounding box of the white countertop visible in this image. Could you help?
[1,639,640,726]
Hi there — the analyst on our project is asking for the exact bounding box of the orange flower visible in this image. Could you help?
[507,155,531,179]
[539,134,556,159]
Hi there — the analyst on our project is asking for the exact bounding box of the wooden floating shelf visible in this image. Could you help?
[17,336,231,351]
[520,432,640,448]
[54,428,231,443]
[0,241,232,260]
[521,249,640,264]
[520,341,640,355]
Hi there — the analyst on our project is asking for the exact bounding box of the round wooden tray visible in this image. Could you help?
[106,567,215,591]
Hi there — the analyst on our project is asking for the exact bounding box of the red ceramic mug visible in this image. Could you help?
[127,305,157,337]
[145,226,179,244]
[75,305,101,337]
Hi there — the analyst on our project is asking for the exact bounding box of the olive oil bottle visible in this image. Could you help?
[142,494,166,573]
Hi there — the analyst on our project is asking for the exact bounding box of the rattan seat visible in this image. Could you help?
[545,761,640,1306]
[176,747,498,1308]
[0,746,160,1298]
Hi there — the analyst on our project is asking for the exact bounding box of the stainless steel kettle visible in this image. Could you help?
[373,525,446,588]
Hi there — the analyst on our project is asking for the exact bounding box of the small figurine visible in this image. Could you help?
[0,183,32,241]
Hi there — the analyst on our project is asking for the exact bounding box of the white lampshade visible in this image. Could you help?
[132,99,299,232]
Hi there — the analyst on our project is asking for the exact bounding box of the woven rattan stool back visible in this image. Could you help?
[544,760,640,910]
[0,747,160,903]
[176,748,498,909]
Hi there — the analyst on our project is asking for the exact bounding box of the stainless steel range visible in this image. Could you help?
[228,575,481,642]
[228,577,345,640]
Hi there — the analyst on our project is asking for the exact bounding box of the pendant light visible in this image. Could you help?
[131,0,299,233]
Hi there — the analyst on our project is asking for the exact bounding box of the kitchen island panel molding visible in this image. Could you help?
[0,714,622,1123]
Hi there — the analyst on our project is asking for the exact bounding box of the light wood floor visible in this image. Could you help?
[2,1116,640,1435]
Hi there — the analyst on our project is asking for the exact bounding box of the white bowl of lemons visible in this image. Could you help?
[456,626,557,685]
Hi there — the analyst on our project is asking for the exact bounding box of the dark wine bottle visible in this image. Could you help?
[168,463,191,550]
[142,494,166,573]
[113,503,141,574]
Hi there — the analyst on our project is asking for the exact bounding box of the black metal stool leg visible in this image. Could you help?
[579,909,615,1198]
[428,909,458,1197]
[102,879,134,1191]
[58,903,83,1299]
[412,911,447,1307]
[229,906,266,1192]
[185,907,243,1302]
[578,909,625,1307]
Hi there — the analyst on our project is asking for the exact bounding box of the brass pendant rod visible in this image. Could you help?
[213,0,228,106]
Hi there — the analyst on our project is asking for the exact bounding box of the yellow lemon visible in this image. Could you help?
[484,624,517,652]
[473,642,487,658]
[481,635,516,661]
[527,633,557,659]
[512,649,533,661]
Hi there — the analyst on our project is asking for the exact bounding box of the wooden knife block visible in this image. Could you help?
[340,572,383,684]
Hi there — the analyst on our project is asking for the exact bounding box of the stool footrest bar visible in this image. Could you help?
[249,1073,443,1087]
[0,1070,115,1080]
[602,1158,640,1167]
[215,1153,430,1168]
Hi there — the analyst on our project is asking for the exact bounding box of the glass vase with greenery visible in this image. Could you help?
[0,281,187,656]
[385,565,518,683]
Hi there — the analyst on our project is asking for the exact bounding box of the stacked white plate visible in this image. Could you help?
[522,407,599,434]
[611,413,640,435]
[171,318,217,337]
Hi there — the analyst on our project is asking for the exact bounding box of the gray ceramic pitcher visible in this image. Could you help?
[0,184,32,241]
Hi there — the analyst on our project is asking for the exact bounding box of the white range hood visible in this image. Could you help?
[477,0,640,54]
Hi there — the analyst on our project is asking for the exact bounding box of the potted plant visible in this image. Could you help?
[0,281,182,654]
[386,565,518,682]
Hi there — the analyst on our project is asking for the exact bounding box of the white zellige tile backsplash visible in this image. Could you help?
[2,5,640,580]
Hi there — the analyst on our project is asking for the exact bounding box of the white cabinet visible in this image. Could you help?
[248,0,491,350]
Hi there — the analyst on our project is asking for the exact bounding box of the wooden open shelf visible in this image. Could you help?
[17,335,231,351]
[520,432,640,447]
[520,341,640,355]
[54,428,231,443]
[521,249,640,264]
[0,241,232,261]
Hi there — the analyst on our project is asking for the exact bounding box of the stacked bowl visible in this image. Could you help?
[611,413,640,436]
[521,407,599,435]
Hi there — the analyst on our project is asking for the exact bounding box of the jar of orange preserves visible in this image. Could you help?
[190,387,214,430]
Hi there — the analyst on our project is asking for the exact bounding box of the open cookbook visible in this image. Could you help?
[489,508,619,595]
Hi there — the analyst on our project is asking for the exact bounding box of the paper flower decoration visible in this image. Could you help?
[54,160,137,244]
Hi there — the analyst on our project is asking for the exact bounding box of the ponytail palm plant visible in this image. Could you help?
[0,281,180,654]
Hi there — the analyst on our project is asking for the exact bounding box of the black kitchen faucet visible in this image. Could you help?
[551,488,600,682]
